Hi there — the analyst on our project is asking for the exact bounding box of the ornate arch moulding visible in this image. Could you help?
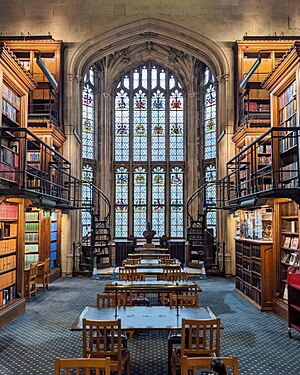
[68,18,229,83]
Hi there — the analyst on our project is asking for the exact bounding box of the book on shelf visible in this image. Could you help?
[283,236,291,248]
[291,237,299,250]
[289,252,299,266]
[281,253,290,264]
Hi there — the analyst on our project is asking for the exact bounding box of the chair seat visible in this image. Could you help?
[132,296,150,306]
[89,348,130,368]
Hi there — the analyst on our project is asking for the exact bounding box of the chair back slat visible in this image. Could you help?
[181,355,239,375]
[54,357,111,375]
[83,319,123,360]
[96,293,116,308]
[181,318,221,357]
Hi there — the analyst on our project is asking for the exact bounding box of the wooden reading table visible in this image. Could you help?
[70,305,215,331]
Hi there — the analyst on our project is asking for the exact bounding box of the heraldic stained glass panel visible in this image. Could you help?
[134,90,147,161]
[82,164,94,236]
[115,90,130,161]
[170,167,184,237]
[204,83,216,160]
[82,70,95,160]
[115,167,129,238]
[170,88,184,161]
[133,167,147,237]
[152,167,165,237]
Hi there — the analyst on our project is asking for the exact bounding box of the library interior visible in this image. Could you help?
[1,1,300,374]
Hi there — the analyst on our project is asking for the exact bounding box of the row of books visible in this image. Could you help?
[244,102,270,113]
[280,113,297,128]
[0,163,17,182]
[257,155,272,166]
[280,162,298,184]
[0,204,18,220]
[282,236,299,249]
[279,99,297,124]
[0,270,16,289]
[279,80,296,109]
[25,222,39,232]
[236,279,261,305]
[281,220,298,233]
[279,130,297,152]
[0,222,17,239]
[2,98,18,123]
[25,232,39,242]
[25,211,39,221]
[0,255,16,273]
[2,83,21,110]
[257,144,271,154]
[0,238,17,254]
[25,244,38,253]
[24,254,39,268]
[281,251,299,265]
[0,146,19,168]
[27,152,41,162]
[0,285,16,306]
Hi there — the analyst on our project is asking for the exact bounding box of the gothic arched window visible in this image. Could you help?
[203,67,217,234]
[114,63,185,238]
[81,67,95,235]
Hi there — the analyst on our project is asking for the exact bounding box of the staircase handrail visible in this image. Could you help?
[187,183,206,224]
[204,228,225,274]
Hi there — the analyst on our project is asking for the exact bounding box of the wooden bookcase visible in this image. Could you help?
[0,201,25,328]
[50,210,61,270]
[287,265,300,338]
[273,200,299,303]
[24,209,40,268]
[235,238,274,310]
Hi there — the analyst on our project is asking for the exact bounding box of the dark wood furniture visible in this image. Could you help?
[181,355,239,375]
[128,253,170,259]
[168,239,186,264]
[71,306,216,332]
[36,258,50,291]
[171,318,221,375]
[54,357,111,375]
[235,238,273,310]
[115,240,135,266]
[82,318,130,375]
[287,265,300,338]
[24,262,38,301]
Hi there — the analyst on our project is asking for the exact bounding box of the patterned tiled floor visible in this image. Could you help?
[0,276,300,374]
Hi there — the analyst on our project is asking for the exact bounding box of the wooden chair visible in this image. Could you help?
[36,258,50,291]
[123,272,145,281]
[54,357,111,375]
[82,318,130,375]
[119,267,137,281]
[117,291,133,306]
[158,254,171,260]
[24,263,38,301]
[122,258,141,266]
[169,294,198,307]
[181,355,239,375]
[159,258,176,264]
[96,293,116,308]
[171,318,221,375]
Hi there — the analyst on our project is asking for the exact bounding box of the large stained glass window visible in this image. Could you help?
[114,64,185,238]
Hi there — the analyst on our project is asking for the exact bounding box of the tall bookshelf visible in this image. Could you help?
[2,82,21,127]
[278,201,299,299]
[24,209,40,268]
[50,211,59,270]
[278,80,298,189]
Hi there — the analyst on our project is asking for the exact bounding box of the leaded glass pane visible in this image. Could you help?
[82,210,92,237]
[82,165,93,207]
[152,90,165,161]
[142,66,147,89]
[170,206,183,237]
[204,82,216,160]
[151,66,157,89]
[152,167,165,236]
[115,167,129,237]
[133,69,139,89]
[115,90,130,161]
[160,69,166,89]
[82,82,94,159]
[170,90,184,161]
[170,167,184,237]
[133,91,147,161]
[133,167,147,237]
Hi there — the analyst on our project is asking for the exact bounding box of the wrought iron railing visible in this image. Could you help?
[0,127,75,206]
[226,127,300,203]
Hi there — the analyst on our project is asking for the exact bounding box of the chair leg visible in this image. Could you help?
[171,357,177,375]
[126,360,130,375]
[168,340,173,375]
